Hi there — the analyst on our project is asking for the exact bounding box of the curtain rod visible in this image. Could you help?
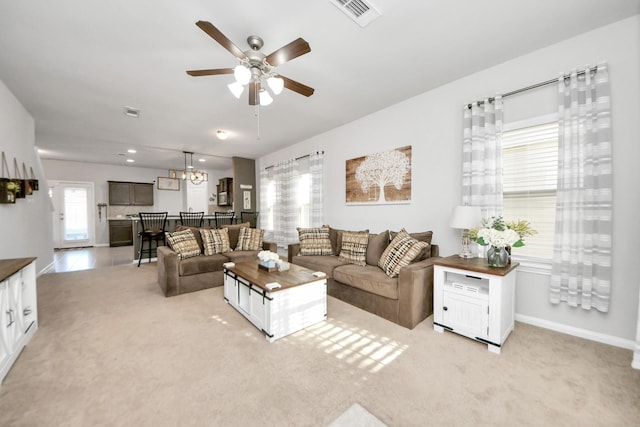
[264,150,324,170]
[468,65,599,108]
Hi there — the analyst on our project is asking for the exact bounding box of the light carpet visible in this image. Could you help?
[1,263,639,426]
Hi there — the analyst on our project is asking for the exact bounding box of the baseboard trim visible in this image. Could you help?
[94,243,109,247]
[38,262,56,276]
[515,313,635,350]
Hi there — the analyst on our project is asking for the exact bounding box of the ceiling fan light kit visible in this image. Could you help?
[187,21,315,106]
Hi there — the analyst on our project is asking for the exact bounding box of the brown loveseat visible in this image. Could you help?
[157,223,277,297]
[288,227,439,329]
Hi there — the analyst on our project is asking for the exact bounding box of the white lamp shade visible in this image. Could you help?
[233,65,251,85]
[450,206,481,229]
[227,82,244,99]
[259,89,273,106]
[267,76,284,95]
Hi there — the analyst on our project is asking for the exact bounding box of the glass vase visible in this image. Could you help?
[487,246,509,268]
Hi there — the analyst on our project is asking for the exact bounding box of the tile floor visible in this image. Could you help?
[51,245,135,273]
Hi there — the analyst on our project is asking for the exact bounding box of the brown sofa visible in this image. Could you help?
[288,227,439,329]
[157,223,277,297]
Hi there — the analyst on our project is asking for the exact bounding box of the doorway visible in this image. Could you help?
[50,181,95,249]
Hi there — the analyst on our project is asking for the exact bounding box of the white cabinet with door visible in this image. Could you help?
[433,256,518,354]
[1,258,38,384]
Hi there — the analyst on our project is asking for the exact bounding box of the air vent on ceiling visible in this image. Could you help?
[123,106,140,118]
[329,0,381,27]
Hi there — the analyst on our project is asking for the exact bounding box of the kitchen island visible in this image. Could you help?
[108,214,227,263]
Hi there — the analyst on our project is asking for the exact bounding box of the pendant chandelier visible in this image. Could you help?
[168,151,208,185]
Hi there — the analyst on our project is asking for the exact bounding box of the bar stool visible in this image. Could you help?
[214,211,235,228]
[137,212,168,267]
[179,211,204,227]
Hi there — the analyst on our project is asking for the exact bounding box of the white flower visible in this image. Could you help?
[257,251,279,262]
[477,227,520,247]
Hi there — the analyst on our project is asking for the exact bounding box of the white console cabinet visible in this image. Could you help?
[1,257,38,384]
[433,256,518,354]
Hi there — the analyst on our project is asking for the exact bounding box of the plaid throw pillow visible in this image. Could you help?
[298,226,332,256]
[378,229,429,278]
[236,227,264,251]
[165,229,201,260]
[338,230,369,266]
[200,228,231,255]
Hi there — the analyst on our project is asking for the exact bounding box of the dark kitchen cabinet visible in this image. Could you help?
[108,181,154,206]
[217,177,232,207]
[109,220,134,246]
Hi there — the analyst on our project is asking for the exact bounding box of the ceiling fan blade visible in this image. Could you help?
[195,20,246,59]
[248,80,260,105]
[265,38,311,67]
[281,76,315,97]
[186,68,234,77]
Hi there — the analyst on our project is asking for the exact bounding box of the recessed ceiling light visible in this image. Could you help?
[198,158,206,163]
[126,159,135,163]
[216,130,228,140]
[127,149,137,154]
[123,106,140,118]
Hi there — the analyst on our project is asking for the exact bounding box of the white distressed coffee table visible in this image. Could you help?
[223,260,327,342]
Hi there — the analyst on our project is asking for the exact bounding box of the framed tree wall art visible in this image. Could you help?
[345,145,412,205]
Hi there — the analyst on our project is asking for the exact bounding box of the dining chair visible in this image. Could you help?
[137,212,168,267]
[214,211,235,228]
[179,211,204,227]
[240,211,259,228]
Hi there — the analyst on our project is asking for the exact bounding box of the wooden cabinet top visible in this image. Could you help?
[433,255,519,276]
[0,257,37,282]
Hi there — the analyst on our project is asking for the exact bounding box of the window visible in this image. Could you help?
[502,116,557,260]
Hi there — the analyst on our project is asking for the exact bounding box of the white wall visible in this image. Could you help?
[43,159,232,245]
[0,81,54,274]
[258,16,640,344]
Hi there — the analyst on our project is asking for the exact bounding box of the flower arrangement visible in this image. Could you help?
[257,250,279,264]
[471,216,536,248]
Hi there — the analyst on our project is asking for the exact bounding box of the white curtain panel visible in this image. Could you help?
[550,64,612,312]
[309,151,324,227]
[461,96,504,219]
[273,158,299,250]
[259,167,271,241]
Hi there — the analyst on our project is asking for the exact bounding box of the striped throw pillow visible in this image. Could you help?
[338,230,369,266]
[200,228,231,255]
[298,226,332,256]
[236,227,264,251]
[165,229,201,260]
[378,229,429,278]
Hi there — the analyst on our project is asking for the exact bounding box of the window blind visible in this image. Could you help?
[502,121,558,259]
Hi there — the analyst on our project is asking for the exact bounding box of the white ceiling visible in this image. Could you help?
[1,0,639,171]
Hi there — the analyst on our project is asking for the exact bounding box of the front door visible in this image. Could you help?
[50,181,95,249]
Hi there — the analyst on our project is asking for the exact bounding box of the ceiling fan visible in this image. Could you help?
[186,21,315,106]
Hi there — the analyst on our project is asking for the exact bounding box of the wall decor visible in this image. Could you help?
[157,177,180,191]
[345,145,412,205]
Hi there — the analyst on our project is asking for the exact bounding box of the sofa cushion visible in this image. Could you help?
[176,225,211,253]
[165,229,201,260]
[378,229,429,278]
[224,250,261,263]
[236,227,264,251]
[221,222,250,249]
[290,255,347,279]
[200,228,231,255]
[298,226,332,256]
[178,253,228,277]
[338,230,369,267]
[366,230,389,266]
[390,230,433,261]
[333,264,399,300]
[329,226,369,256]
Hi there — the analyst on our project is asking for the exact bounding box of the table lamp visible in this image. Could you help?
[450,205,481,258]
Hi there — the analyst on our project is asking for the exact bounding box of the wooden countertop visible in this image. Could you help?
[0,257,37,282]
[432,255,519,276]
